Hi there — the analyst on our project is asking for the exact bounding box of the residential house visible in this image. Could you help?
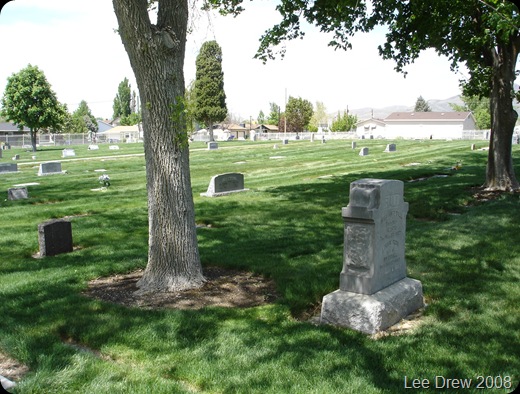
[383,112,477,139]
[0,122,30,136]
[355,118,386,138]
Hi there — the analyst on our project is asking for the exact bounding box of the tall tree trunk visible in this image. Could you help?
[113,0,204,292]
[485,40,520,191]
[30,129,37,152]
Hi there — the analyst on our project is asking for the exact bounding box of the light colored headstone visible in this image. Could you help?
[62,149,76,157]
[8,187,28,200]
[109,145,120,150]
[207,142,218,150]
[200,173,249,197]
[310,133,315,142]
[38,219,73,257]
[384,143,396,152]
[359,147,369,156]
[38,161,63,176]
[320,179,423,334]
[351,141,357,149]
[88,144,99,150]
[0,163,18,174]
[273,144,278,149]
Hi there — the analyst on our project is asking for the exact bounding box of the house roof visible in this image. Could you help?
[356,118,386,127]
[255,124,279,131]
[0,122,31,132]
[385,112,473,122]
[98,124,140,133]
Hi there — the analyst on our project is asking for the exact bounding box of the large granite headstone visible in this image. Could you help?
[38,219,73,257]
[38,162,63,176]
[0,163,18,174]
[8,187,28,200]
[320,179,423,334]
[201,173,249,197]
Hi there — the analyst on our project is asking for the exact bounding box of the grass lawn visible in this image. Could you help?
[0,139,519,393]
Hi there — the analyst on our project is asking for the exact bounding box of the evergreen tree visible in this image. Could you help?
[1,64,65,151]
[193,40,227,141]
[257,110,266,124]
[71,100,98,134]
[414,96,431,112]
[267,102,280,125]
[113,77,132,120]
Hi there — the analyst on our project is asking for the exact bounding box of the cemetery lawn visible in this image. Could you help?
[1,140,519,393]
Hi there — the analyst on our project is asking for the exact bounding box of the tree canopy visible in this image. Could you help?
[285,96,313,133]
[451,95,492,129]
[193,40,227,141]
[70,100,98,134]
[1,64,65,151]
[208,0,520,190]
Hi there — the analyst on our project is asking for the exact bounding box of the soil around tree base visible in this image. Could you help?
[83,266,279,310]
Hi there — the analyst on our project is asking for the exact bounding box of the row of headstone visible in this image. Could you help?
[320,178,424,334]
[200,172,249,197]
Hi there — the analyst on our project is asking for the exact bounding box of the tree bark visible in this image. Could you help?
[112,0,205,292]
[485,39,520,191]
[30,129,37,152]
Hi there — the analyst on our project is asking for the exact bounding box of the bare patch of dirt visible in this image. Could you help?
[83,266,279,310]
[0,351,29,383]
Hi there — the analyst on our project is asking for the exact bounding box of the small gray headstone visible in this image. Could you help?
[12,154,20,160]
[207,142,218,150]
[109,145,120,150]
[38,162,63,176]
[201,173,249,197]
[359,147,369,156]
[62,149,76,157]
[282,139,289,145]
[384,143,396,152]
[310,134,315,142]
[8,187,28,200]
[471,144,476,150]
[320,179,423,334]
[351,141,357,149]
[38,219,73,257]
[321,137,326,144]
[88,144,99,150]
[0,163,18,174]
[0,149,2,158]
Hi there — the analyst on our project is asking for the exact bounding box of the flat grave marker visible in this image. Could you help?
[62,149,76,157]
[88,144,99,150]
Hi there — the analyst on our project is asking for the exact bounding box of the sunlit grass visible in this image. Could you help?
[0,139,519,393]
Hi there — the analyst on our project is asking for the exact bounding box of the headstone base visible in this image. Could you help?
[200,188,249,197]
[320,277,423,334]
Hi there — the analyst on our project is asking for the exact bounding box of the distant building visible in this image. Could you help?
[355,112,478,139]
[355,117,386,137]
[0,122,30,136]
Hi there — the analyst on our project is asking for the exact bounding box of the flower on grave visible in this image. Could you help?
[98,174,111,187]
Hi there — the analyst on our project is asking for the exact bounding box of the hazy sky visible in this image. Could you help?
[1,0,470,121]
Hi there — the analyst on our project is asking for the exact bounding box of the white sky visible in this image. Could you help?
[0,0,468,121]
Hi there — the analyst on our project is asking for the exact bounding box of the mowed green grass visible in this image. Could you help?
[0,139,519,393]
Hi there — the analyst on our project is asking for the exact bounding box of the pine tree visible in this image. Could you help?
[414,96,431,112]
[193,41,227,141]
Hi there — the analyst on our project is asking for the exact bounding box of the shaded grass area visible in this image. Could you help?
[0,139,519,393]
